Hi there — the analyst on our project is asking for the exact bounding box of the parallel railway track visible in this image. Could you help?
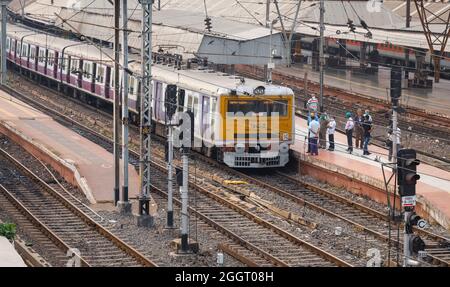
[0,147,157,267]
[3,83,450,267]
[0,85,351,267]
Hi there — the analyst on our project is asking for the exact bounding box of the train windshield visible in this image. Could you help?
[227,100,288,116]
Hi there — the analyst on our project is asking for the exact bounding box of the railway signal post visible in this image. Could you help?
[397,149,425,266]
[137,0,154,228]
[165,85,177,228]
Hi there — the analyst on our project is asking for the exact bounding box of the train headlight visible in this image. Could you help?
[235,143,245,154]
[280,142,289,154]
[282,133,289,141]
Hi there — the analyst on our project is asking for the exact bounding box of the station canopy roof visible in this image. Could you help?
[7,0,450,54]
[7,0,289,64]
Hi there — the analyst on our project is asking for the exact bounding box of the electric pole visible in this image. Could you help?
[390,67,402,164]
[137,0,154,227]
[0,0,11,85]
[113,0,121,206]
[118,0,132,213]
[265,0,270,28]
[165,84,177,229]
[405,0,411,79]
[319,0,325,112]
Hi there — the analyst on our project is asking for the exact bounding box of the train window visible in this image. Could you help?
[71,59,79,74]
[110,70,114,87]
[6,38,9,51]
[38,49,45,63]
[128,75,135,94]
[177,89,185,112]
[97,65,105,83]
[21,44,28,57]
[11,40,15,52]
[83,62,91,79]
[193,96,199,127]
[48,51,54,66]
[30,47,36,60]
[187,93,193,112]
[227,100,288,116]
[17,43,21,55]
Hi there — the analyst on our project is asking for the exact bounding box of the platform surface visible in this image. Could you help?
[0,236,26,267]
[276,64,450,117]
[0,92,139,203]
[292,115,450,227]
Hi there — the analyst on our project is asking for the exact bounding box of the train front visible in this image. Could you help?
[219,85,295,168]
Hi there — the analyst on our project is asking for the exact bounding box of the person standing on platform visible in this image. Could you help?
[306,111,318,153]
[354,109,364,149]
[364,109,373,122]
[307,95,319,113]
[327,115,336,151]
[362,114,372,155]
[319,113,329,149]
[308,117,320,156]
[345,112,354,154]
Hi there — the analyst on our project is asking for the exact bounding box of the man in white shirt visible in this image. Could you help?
[327,116,336,151]
[308,117,320,155]
[345,112,354,153]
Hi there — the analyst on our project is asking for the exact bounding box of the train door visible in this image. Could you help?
[29,45,36,70]
[78,59,83,88]
[202,95,210,138]
[53,51,59,79]
[105,66,111,99]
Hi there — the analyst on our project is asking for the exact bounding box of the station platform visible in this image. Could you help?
[276,64,450,117]
[0,236,26,267]
[292,115,450,230]
[0,91,140,204]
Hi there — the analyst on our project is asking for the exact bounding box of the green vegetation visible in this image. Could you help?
[0,223,16,240]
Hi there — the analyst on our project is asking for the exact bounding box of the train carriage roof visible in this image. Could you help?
[6,24,114,64]
[5,22,293,97]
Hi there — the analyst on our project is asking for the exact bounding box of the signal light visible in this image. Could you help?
[390,67,402,105]
[409,235,425,255]
[397,149,420,198]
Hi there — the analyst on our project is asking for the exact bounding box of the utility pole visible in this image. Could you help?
[267,20,274,84]
[319,0,325,112]
[0,0,11,85]
[137,0,154,227]
[165,84,177,229]
[113,0,121,206]
[167,122,174,228]
[390,67,402,166]
[265,0,270,28]
[118,0,132,213]
[405,0,411,79]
